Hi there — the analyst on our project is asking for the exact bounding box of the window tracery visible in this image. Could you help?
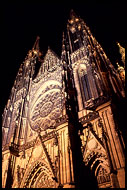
[96,166,110,186]
[78,66,92,103]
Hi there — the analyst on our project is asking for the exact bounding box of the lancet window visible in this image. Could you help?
[78,66,92,103]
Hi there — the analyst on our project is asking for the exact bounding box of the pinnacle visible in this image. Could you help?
[32,36,40,50]
[45,46,60,60]
[48,46,51,51]
[70,9,75,15]
[69,9,79,19]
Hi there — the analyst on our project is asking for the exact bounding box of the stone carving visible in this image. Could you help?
[23,161,55,188]
[97,166,110,185]
[29,83,64,131]
[35,172,55,188]
[15,88,24,101]
[40,102,53,117]
[32,48,62,86]
[17,165,25,187]
[87,138,98,149]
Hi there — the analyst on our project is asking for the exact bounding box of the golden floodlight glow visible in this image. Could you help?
[78,24,81,30]
[70,26,76,33]
[33,50,38,55]
[28,50,32,57]
[75,18,79,22]
[2,9,125,189]
[69,19,74,24]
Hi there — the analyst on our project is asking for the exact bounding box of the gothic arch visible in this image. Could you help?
[95,164,111,188]
[75,63,88,109]
[95,162,110,177]
[20,158,57,188]
[75,63,99,109]
[84,151,111,188]
[78,63,87,73]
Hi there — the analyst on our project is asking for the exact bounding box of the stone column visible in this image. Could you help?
[58,124,75,188]
[96,101,125,188]
[73,70,84,111]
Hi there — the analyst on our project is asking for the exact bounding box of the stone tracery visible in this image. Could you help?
[21,160,56,188]
[2,9,125,189]
[29,86,64,131]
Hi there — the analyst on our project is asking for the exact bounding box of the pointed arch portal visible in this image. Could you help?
[84,151,111,188]
[20,160,57,188]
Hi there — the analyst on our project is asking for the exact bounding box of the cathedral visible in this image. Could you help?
[2,10,125,188]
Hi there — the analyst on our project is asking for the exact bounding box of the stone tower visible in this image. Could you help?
[2,10,125,188]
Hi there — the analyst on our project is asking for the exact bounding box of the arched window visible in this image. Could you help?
[78,66,92,102]
[69,29,83,52]
[96,166,111,188]
[81,74,92,101]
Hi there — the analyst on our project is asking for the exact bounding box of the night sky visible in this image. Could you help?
[1,1,126,114]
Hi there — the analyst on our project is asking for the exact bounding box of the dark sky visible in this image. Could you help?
[1,1,126,114]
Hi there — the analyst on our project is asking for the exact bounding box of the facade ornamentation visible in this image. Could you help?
[2,10,125,188]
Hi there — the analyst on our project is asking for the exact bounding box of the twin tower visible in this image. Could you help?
[2,10,125,188]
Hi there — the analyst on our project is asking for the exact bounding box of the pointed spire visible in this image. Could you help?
[32,36,40,51]
[31,36,40,56]
[69,9,78,19]
[27,36,41,59]
[68,9,80,24]
[47,45,51,52]
[46,46,54,56]
[44,46,60,61]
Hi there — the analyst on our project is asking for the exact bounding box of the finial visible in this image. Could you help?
[116,62,120,68]
[69,9,79,23]
[116,62,119,66]
[116,42,125,65]
[47,46,51,52]
[116,42,120,47]
[116,62,124,71]
[70,9,75,16]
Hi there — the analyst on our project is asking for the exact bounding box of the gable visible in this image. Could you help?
[37,48,61,77]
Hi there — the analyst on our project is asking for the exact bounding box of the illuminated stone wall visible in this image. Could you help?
[2,10,125,189]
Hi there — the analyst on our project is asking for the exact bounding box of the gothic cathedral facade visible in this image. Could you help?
[2,10,125,188]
